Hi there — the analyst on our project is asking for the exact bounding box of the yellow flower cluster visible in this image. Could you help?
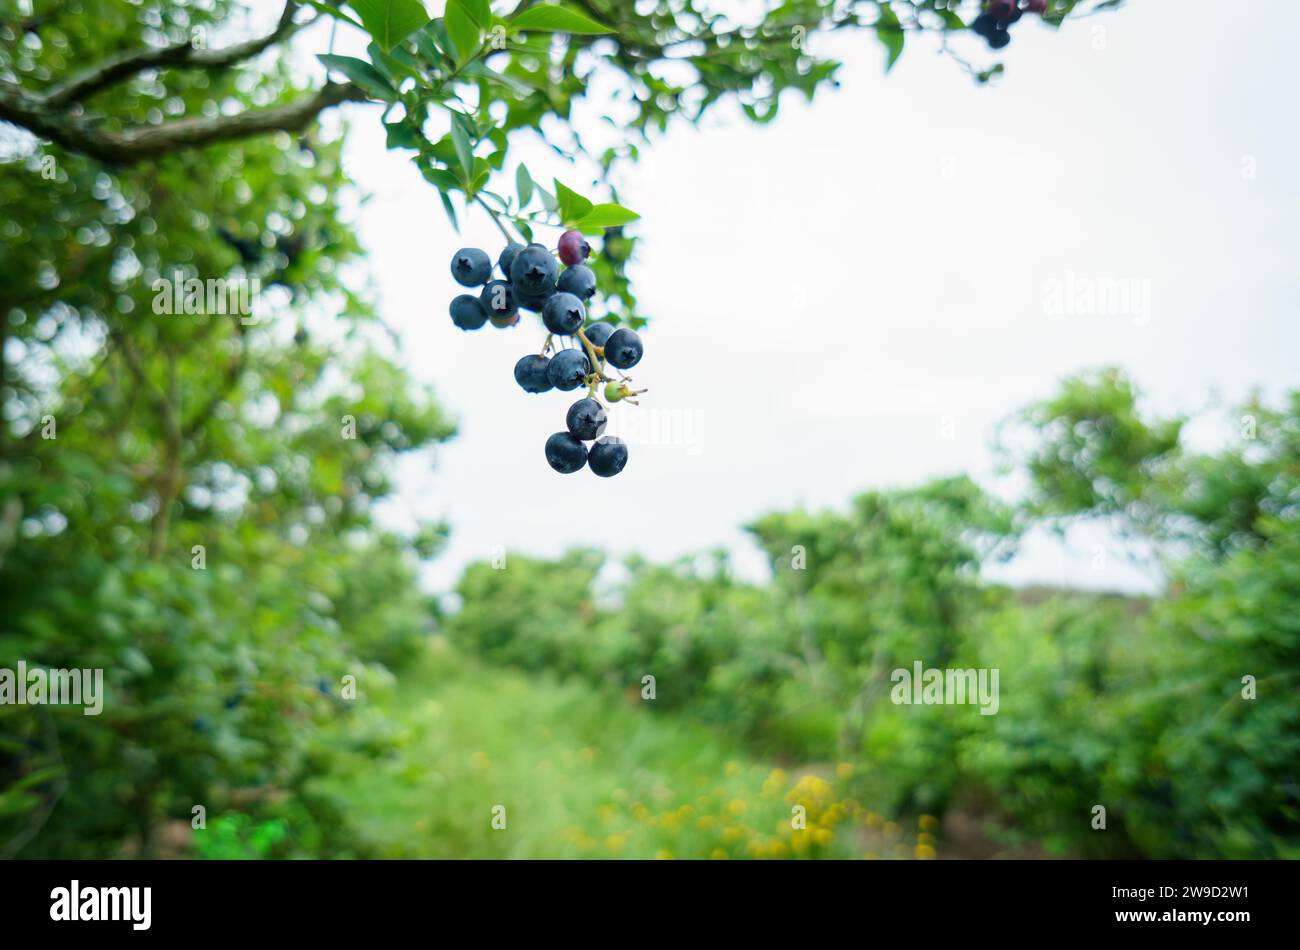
[560,762,935,860]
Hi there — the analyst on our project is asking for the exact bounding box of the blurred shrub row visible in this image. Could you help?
[447,371,1300,858]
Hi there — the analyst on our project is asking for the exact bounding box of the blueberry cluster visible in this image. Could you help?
[448,229,646,477]
[972,0,1047,50]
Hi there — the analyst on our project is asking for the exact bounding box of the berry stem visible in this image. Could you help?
[475,196,519,243]
[575,327,608,383]
[539,333,552,357]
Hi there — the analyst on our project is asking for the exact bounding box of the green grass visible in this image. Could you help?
[311,642,893,859]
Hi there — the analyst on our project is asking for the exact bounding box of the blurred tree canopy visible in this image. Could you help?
[1,0,454,857]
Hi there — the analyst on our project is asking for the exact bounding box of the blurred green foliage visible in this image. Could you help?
[1,0,452,858]
[447,371,1300,858]
[5,1,1288,862]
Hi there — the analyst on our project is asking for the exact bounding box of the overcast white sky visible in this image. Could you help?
[314,1,1299,594]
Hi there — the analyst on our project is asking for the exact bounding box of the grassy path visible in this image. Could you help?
[313,644,919,859]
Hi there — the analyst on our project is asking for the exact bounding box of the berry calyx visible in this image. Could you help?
[558,229,591,266]
[544,431,588,474]
[451,247,492,287]
[543,292,586,335]
[450,294,488,330]
[510,243,558,295]
[514,354,554,393]
[587,437,628,477]
[603,327,644,370]
[566,397,608,441]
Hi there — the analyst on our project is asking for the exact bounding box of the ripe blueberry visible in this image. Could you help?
[603,327,643,369]
[545,431,588,474]
[481,279,517,320]
[451,247,492,286]
[587,437,628,477]
[566,397,608,441]
[510,242,558,295]
[558,229,591,266]
[498,242,525,278]
[543,292,586,335]
[987,0,1018,19]
[514,354,553,393]
[546,348,590,391]
[450,293,488,330]
[557,264,597,301]
[583,322,614,348]
[515,285,556,313]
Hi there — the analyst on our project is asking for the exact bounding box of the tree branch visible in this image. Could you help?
[43,1,306,107]
[0,80,371,165]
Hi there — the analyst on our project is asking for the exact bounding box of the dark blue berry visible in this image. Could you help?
[450,294,488,330]
[481,279,517,320]
[514,355,553,393]
[583,322,614,348]
[510,243,558,295]
[588,437,628,477]
[515,285,556,312]
[546,349,590,391]
[451,247,492,286]
[557,264,597,301]
[545,431,588,474]
[566,397,608,441]
[498,242,525,278]
[603,327,643,369]
[543,292,586,335]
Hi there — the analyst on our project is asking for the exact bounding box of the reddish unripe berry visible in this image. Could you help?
[988,0,1017,17]
[558,229,590,266]
[1026,0,1048,12]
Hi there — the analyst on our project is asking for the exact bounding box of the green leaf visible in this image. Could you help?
[571,203,639,231]
[536,186,557,213]
[385,120,419,149]
[302,0,365,31]
[469,157,492,196]
[461,0,492,29]
[420,165,461,192]
[516,164,534,209]
[449,114,475,182]
[876,3,904,73]
[316,54,397,100]
[439,189,460,231]
[554,178,593,224]
[509,3,613,35]
[413,22,446,65]
[444,0,482,64]
[348,0,431,51]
